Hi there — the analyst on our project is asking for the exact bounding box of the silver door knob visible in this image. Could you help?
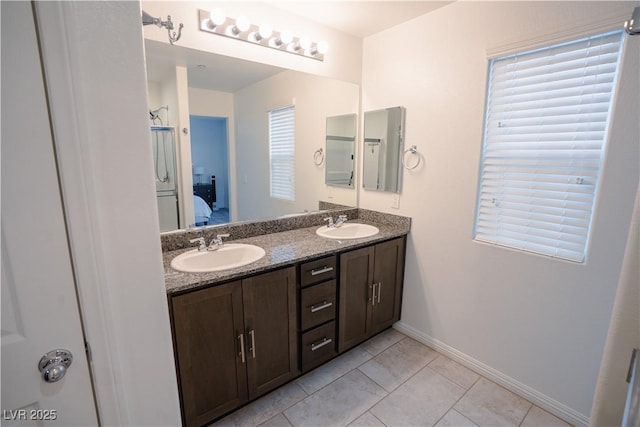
[38,349,73,383]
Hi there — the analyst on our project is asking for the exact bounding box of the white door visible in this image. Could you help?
[1,2,98,425]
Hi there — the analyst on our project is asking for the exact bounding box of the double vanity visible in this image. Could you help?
[162,208,410,426]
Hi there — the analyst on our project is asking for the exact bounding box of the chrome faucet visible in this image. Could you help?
[208,233,230,251]
[324,215,348,228]
[189,237,207,251]
[335,215,348,227]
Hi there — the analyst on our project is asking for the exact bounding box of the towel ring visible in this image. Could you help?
[402,145,421,170]
[314,148,324,166]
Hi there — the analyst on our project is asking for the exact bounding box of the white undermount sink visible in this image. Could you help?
[316,223,380,240]
[170,243,266,273]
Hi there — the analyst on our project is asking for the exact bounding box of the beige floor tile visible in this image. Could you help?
[259,413,293,427]
[428,355,480,390]
[295,346,372,395]
[360,328,407,356]
[214,382,307,427]
[521,406,572,427]
[359,337,439,392]
[435,409,478,426]
[454,378,531,426]
[284,370,387,427]
[370,367,465,426]
[349,411,386,426]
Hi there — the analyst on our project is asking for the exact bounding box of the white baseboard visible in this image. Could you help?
[393,322,589,427]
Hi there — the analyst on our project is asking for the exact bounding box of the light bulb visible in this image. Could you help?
[209,9,225,26]
[235,16,250,32]
[316,40,328,54]
[299,37,312,51]
[258,23,273,39]
[279,30,293,45]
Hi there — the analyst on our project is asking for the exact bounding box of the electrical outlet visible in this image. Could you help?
[391,194,400,209]
[327,185,334,199]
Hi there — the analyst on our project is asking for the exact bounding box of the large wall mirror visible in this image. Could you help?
[325,114,356,188]
[144,40,359,233]
[363,106,406,193]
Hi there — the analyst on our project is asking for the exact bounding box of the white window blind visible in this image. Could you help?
[474,30,624,263]
[269,105,295,201]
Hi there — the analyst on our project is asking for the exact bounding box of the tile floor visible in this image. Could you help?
[213,329,572,427]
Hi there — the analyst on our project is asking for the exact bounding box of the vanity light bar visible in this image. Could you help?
[198,10,327,62]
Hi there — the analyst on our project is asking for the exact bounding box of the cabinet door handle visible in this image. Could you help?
[248,329,256,359]
[238,333,246,363]
[372,283,377,306]
[311,337,333,351]
[310,301,333,313]
[377,282,382,304]
[311,266,333,276]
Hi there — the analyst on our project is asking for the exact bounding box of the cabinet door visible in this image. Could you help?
[171,281,247,427]
[338,246,375,352]
[371,238,405,335]
[242,267,298,400]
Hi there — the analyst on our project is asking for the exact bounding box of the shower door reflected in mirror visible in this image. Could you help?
[151,126,180,231]
[325,114,356,188]
[363,106,406,193]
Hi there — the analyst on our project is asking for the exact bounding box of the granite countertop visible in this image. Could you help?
[164,220,409,295]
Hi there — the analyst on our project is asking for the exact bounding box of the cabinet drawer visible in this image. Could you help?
[300,256,336,287]
[301,321,336,372]
[300,280,336,331]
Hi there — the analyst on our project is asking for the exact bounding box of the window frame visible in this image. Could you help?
[473,30,625,263]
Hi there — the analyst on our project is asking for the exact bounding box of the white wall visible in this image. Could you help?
[147,81,162,112]
[234,70,360,220]
[141,1,362,84]
[360,1,639,423]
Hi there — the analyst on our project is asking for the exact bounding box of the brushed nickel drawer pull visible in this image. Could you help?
[310,266,333,276]
[311,337,333,351]
[238,333,246,363]
[372,283,377,306]
[248,329,256,359]
[310,301,333,313]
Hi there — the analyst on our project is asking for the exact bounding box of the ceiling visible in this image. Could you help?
[145,40,286,92]
[267,1,451,38]
[144,2,451,92]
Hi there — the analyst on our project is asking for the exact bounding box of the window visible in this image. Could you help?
[269,105,295,201]
[474,30,624,262]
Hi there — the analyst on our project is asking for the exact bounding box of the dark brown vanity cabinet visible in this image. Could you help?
[338,237,405,352]
[171,267,298,427]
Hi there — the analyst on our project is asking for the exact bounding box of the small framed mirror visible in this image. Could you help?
[363,106,406,193]
[325,114,356,188]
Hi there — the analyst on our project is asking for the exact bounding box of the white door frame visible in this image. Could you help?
[33,2,181,425]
